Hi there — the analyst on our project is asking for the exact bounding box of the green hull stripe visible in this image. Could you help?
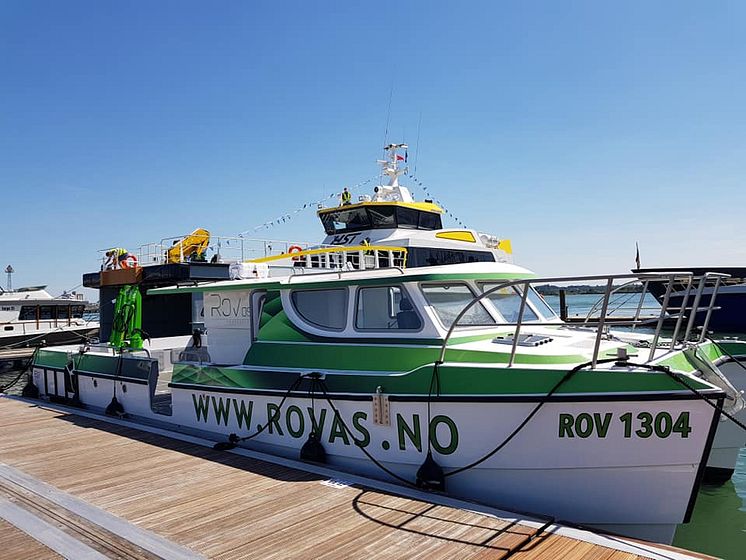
[245,340,587,372]
[171,361,710,395]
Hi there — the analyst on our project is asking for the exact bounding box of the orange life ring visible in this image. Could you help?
[120,254,138,269]
[288,245,303,261]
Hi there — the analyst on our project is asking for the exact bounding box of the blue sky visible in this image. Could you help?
[2,1,745,296]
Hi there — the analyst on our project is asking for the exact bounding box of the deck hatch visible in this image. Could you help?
[492,334,554,347]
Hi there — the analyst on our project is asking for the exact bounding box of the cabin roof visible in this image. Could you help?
[317,200,443,216]
[147,262,535,295]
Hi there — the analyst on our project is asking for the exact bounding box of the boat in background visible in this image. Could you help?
[634,266,746,333]
[315,143,513,267]
[0,286,98,350]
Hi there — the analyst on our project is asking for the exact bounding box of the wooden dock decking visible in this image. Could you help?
[0,397,715,560]
[0,348,36,362]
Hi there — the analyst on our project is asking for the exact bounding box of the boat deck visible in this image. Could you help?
[0,397,715,560]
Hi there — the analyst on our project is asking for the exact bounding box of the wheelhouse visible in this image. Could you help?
[282,277,557,338]
[318,202,443,235]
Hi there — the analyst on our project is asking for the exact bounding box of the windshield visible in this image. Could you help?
[320,206,443,234]
[421,283,496,328]
[526,288,558,320]
[480,283,556,322]
[320,208,372,234]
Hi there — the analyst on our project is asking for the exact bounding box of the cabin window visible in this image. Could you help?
[418,212,442,230]
[39,306,53,320]
[355,286,422,330]
[368,206,396,228]
[320,208,371,234]
[19,305,36,320]
[57,306,70,320]
[396,207,419,229]
[291,288,348,330]
[421,283,496,328]
[480,284,539,323]
[4,326,12,331]
[526,289,558,320]
[71,305,85,318]
[408,248,495,268]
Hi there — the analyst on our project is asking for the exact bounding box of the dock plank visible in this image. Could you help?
[0,398,712,560]
[0,518,63,560]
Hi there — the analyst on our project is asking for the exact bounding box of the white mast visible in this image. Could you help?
[373,144,413,202]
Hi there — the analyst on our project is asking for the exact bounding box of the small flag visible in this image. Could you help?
[396,154,405,161]
[635,242,641,269]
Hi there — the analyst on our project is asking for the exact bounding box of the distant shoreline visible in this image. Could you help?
[536,284,644,296]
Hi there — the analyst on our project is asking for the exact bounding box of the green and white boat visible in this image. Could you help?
[25,146,746,544]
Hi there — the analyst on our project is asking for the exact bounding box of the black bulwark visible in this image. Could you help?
[83,263,230,343]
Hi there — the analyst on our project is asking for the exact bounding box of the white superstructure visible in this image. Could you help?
[0,286,98,348]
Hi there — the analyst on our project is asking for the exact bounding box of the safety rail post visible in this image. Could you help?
[698,273,726,342]
[559,289,568,321]
[591,278,614,368]
[630,280,649,331]
[647,276,675,362]
[669,275,694,349]
[507,282,531,367]
[683,276,709,342]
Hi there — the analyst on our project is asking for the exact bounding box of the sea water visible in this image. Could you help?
[1,295,745,557]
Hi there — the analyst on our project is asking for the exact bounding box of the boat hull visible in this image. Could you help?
[705,357,746,483]
[0,326,99,349]
[32,360,721,545]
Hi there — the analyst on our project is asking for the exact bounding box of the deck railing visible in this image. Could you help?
[439,271,728,369]
[99,236,322,268]
[137,235,247,265]
[248,245,408,273]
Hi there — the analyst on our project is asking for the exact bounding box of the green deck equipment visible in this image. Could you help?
[109,285,144,350]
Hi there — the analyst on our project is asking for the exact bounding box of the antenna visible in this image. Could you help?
[414,112,422,175]
[5,265,13,291]
[381,82,394,159]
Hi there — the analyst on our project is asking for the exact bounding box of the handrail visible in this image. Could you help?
[250,245,408,275]
[437,271,709,369]
[698,274,726,341]
[669,276,694,348]
[583,278,647,322]
[682,272,729,342]
[285,264,407,282]
[247,245,407,264]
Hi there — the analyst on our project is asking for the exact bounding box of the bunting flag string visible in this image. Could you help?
[406,174,467,228]
[238,175,380,237]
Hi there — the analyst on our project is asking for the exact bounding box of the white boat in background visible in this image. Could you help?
[0,286,99,350]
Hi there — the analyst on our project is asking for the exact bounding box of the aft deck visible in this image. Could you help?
[0,397,715,560]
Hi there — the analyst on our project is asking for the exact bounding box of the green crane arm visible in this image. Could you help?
[109,285,143,350]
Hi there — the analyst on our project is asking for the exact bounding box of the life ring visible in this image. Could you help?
[120,254,138,269]
[288,245,304,261]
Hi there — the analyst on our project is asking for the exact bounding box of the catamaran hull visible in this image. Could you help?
[706,358,746,483]
[34,365,720,546]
